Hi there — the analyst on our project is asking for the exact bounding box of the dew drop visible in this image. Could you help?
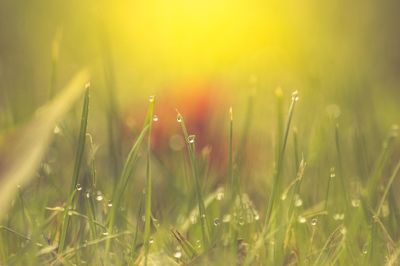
[340,226,347,235]
[76,184,82,191]
[311,218,318,226]
[330,167,336,178]
[107,201,113,208]
[176,114,183,123]
[149,238,154,244]
[333,213,345,221]
[362,244,368,255]
[196,240,201,248]
[54,125,61,134]
[85,190,91,199]
[96,191,104,202]
[148,95,155,102]
[102,232,109,236]
[213,218,220,226]
[298,215,306,224]
[173,251,182,259]
[294,196,303,207]
[187,135,196,144]
[152,115,159,122]
[351,199,360,208]
[238,216,245,226]
[254,213,260,221]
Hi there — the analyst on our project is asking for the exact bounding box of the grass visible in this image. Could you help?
[0,76,400,265]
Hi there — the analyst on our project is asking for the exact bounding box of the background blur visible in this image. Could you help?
[0,0,399,162]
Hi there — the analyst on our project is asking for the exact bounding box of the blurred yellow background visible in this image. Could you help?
[0,0,399,123]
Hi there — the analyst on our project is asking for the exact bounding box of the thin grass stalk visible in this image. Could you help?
[177,111,210,249]
[58,85,90,252]
[143,97,155,265]
[105,104,152,252]
[264,91,299,230]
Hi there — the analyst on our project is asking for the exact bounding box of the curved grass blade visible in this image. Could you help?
[144,97,155,265]
[58,85,90,252]
[105,99,154,252]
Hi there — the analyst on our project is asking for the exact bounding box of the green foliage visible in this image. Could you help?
[1,86,400,266]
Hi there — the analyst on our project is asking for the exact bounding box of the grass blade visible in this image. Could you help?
[58,85,90,252]
[105,98,154,252]
[0,69,90,221]
[144,97,155,265]
[176,111,210,249]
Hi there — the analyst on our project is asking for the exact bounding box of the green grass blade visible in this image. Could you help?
[105,99,153,252]
[58,85,90,252]
[144,97,155,265]
[264,91,299,230]
[177,111,210,249]
[0,69,90,221]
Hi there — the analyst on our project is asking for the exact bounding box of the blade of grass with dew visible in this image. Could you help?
[264,91,299,230]
[171,228,198,260]
[105,100,153,251]
[176,110,210,250]
[58,85,90,252]
[245,91,299,266]
[0,69,90,221]
[143,96,155,266]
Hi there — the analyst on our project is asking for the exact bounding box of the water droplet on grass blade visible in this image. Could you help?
[238,216,245,226]
[311,218,318,226]
[213,218,220,226]
[54,125,61,134]
[96,191,103,202]
[176,114,183,123]
[330,167,336,178]
[76,184,82,191]
[152,115,158,122]
[351,199,360,208]
[148,95,155,102]
[174,251,182,259]
[294,194,303,207]
[298,216,306,223]
[333,213,345,220]
[107,201,113,207]
[187,135,196,144]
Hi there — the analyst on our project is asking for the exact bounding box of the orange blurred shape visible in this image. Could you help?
[121,79,229,168]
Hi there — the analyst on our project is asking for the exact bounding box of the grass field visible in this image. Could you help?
[1,1,400,265]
